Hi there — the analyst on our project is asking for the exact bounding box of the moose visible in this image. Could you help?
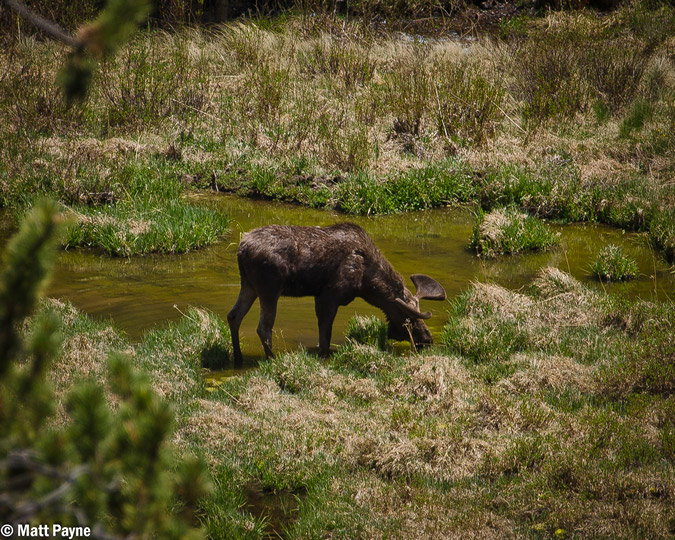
[227,223,446,364]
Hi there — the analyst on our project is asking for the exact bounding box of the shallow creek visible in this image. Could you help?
[6,195,674,367]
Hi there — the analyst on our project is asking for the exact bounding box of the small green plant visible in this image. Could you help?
[619,99,654,137]
[498,14,530,40]
[590,244,638,281]
[593,100,610,123]
[345,315,388,350]
[469,206,560,257]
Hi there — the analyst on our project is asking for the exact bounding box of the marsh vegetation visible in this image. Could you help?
[26,266,675,539]
[1,0,675,258]
[2,0,675,538]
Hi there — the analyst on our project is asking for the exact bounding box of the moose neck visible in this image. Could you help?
[359,255,407,318]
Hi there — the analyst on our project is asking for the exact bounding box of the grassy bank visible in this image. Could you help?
[36,266,675,538]
[1,1,674,258]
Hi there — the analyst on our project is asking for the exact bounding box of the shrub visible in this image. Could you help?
[590,245,639,281]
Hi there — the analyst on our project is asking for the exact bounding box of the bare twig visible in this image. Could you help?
[11,465,88,522]
[0,450,90,524]
[433,81,453,148]
[1,0,80,48]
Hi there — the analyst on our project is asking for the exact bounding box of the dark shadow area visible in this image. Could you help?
[243,481,304,539]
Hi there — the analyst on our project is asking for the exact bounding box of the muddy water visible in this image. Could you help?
[13,195,674,366]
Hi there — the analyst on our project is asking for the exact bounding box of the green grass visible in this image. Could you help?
[619,99,654,138]
[469,206,560,257]
[590,244,639,281]
[31,266,675,539]
[64,199,229,256]
[344,315,389,350]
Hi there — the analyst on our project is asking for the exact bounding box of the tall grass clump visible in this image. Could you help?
[382,48,430,137]
[511,20,649,123]
[442,286,530,383]
[513,32,587,122]
[300,35,376,92]
[95,31,211,131]
[469,206,560,257]
[137,307,233,381]
[590,244,639,281]
[345,315,388,350]
[433,60,505,146]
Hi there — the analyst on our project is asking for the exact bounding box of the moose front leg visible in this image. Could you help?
[314,296,338,357]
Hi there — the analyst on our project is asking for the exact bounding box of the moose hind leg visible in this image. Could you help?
[227,285,257,366]
[257,294,279,358]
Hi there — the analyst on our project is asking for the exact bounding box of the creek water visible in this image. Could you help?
[7,194,674,367]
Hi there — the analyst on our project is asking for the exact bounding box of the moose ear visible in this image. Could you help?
[411,274,446,301]
[394,298,432,319]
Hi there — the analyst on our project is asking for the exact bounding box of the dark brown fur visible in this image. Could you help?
[227,223,446,363]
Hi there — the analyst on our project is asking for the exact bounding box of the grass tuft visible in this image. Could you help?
[344,315,388,350]
[64,199,229,256]
[590,244,639,281]
[469,206,560,257]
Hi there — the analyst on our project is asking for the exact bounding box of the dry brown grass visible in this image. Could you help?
[499,352,595,394]
[33,276,675,538]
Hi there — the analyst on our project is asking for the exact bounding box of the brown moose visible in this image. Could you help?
[227,223,446,364]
